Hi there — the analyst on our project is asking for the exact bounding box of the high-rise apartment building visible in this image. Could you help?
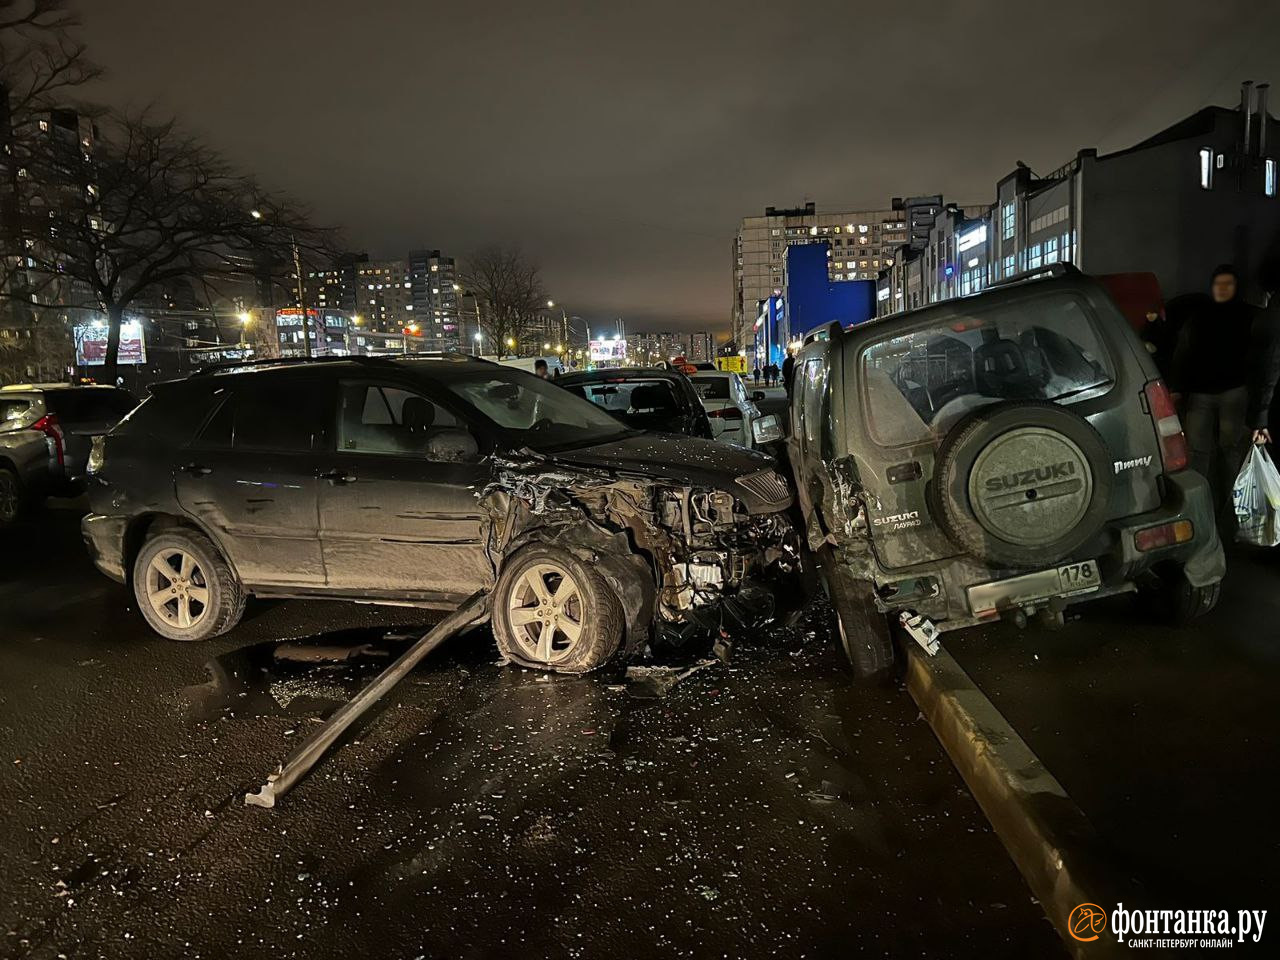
[731,202,908,348]
[630,330,716,366]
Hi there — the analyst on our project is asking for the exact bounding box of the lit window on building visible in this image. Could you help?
[1027,244,1043,270]
[1001,202,1015,240]
[1003,253,1015,278]
[1199,147,1214,189]
[1044,236,1059,264]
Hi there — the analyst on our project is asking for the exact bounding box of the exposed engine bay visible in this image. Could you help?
[482,455,802,651]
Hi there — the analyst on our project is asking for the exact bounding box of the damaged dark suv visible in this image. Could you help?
[788,267,1224,679]
[83,355,798,672]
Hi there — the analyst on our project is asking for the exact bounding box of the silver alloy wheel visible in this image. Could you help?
[144,548,210,630]
[506,561,585,664]
[0,472,17,524]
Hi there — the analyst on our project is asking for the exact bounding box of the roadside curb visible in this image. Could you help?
[905,645,1124,959]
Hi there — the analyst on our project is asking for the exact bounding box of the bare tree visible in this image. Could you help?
[0,1,99,122]
[10,109,335,381]
[458,243,549,356]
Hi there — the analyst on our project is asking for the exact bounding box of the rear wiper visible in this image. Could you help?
[1052,380,1114,403]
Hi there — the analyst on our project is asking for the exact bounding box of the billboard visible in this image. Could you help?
[715,355,747,375]
[589,338,627,363]
[75,320,146,366]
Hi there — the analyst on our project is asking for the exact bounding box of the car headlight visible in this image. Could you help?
[87,435,105,475]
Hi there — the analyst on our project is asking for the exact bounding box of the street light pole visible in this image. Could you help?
[290,234,313,358]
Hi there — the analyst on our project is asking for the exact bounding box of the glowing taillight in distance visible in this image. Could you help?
[1144,379,1187,473]
[30,412,65,468]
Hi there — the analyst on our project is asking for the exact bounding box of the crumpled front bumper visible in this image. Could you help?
[81,512,129,583]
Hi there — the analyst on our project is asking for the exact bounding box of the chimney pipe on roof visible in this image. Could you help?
[1242,80,1255,155]
[1258,83,1270,157]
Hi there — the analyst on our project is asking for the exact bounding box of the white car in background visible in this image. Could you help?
[688,371,765,447]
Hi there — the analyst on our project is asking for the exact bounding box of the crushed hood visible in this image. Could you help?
[543,433,791,513]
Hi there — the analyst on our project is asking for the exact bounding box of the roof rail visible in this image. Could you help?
[191,355,394,377]
[987,261,1080,291]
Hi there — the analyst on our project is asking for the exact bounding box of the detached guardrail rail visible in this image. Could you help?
[245,593,490,809]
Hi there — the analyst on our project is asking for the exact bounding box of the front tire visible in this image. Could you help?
[132,529,245,641]
[492,544,622,673]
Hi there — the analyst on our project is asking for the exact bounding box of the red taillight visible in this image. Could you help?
[1144,380,1187,473]
[1134,519,1195,552]
[31,412,65,467]
[706,407,743,420]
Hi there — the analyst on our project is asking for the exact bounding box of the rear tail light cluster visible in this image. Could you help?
[1134,519,1195,552]
[706,407,743,421]
[1143,380,1188,473]
[31,412,65,468]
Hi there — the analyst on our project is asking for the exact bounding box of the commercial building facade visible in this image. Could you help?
[877,82,1280,315]
[731,202,908,348]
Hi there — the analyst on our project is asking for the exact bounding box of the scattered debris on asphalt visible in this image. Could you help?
[624,660,715,699]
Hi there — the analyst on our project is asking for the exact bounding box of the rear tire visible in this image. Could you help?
[0,466,23,529]
[819,550,896,682]
[492,544,623,673]
[1166,569,1221,624]
[132,529,245,641]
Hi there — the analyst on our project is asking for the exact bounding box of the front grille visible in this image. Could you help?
[735,469,791,504]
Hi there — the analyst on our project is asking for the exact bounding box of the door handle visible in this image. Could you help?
[319,469,357,485]
[182,462,212,477]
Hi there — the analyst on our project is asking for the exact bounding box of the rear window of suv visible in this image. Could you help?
[862,294,1114,447]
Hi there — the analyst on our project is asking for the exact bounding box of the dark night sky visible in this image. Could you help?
[78,0,1279,335]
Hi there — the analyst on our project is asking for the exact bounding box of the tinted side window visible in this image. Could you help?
[198,378,328,452]
[337,382,465,457]
[119,386,217,443]
[44,389,139,423]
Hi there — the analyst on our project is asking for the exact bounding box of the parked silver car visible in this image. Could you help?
[0,428,53,528]
[0,383,138,491]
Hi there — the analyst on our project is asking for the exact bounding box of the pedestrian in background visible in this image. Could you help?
[534,358,549,379]
[752,365,761,386]
[1170,264,1277,524]
[782,349,796,398]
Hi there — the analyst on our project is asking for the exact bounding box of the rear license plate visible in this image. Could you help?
[968,559,1100,618]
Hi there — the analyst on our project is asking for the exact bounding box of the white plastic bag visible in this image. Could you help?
[1233,445,1280,546]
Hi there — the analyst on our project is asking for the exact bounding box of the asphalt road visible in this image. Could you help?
[0,504,1059,959]
[946,541,1280,920]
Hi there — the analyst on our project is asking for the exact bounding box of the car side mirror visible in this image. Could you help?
[427,429,479,463]
[752,414,784,445]
[751,391,766,402]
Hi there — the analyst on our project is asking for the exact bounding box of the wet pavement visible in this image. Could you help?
[0,505,1058,959]
[946,542,1280,921]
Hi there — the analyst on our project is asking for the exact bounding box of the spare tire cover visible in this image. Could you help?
[932,401,1112,569]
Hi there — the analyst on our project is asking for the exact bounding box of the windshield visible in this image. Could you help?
[443,368,633,451]
[862,295,1114,446]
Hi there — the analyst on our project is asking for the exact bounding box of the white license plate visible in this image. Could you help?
[968,559,1100,617]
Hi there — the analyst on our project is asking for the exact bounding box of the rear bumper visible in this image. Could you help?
[81,513,128,583]
[856,469,1225,629]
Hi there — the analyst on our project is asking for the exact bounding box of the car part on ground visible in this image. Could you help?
[244,592,490,808]
[785,266,1225,678]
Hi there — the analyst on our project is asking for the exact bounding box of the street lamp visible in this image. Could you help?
[237,311,251,348]
[249,206,312,358]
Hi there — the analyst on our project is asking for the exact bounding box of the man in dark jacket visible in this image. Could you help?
[1170,264,1278,520]
[781,350,796,398]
